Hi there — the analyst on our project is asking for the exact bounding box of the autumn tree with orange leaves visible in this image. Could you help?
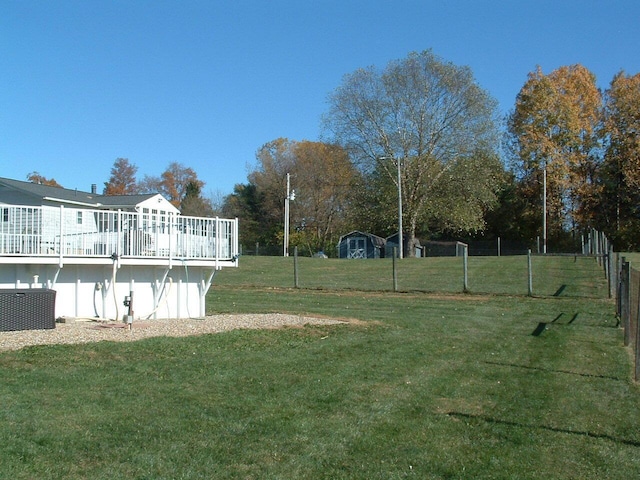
[288,140,358,251]
[27,172,62,187]
[507,64,601,247]
[594,71,640,249]
[140,162,204,209]
[104,158,139,195]
[226,138,358,255]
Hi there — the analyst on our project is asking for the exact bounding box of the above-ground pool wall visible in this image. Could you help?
[0,262,218,320]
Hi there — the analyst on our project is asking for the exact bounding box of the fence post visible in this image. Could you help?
[527,249,533,297]
[497,237,501,257]
[293,246,299,288]
[597,231,603,267]
[635,280,640,381]
[621,259,630,346]
[463,244,469,293]
[607,245,614,298]
[615,252,621,310]
[392,247,398,292]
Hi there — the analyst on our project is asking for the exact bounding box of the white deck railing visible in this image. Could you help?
[0,204,238,263]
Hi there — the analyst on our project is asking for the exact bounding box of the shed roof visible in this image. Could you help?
[338,230,386,248]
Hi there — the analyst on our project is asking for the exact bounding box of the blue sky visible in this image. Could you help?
[2,1,639,198]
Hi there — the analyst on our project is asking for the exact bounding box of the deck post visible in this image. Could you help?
[59,205,64,267]
[116,209,122,258]
[215,217,220,270]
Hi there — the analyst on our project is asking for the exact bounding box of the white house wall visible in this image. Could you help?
[135,194,180,214]
[0,262,218,321]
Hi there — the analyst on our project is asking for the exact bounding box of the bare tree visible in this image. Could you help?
[323,50,501,254]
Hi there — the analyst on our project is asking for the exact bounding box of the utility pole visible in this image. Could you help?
[397,156,403,259]
[543,165,547,254]
[283,173,295,256]
[379,155,403,259]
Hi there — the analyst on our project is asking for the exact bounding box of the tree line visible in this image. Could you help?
[225,51,640,255]
[27,50,640,255]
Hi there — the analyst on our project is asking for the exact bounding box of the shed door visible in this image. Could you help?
[347,237,366,259]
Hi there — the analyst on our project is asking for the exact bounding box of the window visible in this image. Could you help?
[77,211,83,224]
[142,208,149,231]
[151,209,158,232]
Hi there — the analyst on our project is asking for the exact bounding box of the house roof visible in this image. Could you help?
[338,230,386,248]
[0,177,165,210]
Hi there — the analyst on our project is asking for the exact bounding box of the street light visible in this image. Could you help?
[542,164,547,254]
[380,155,403,259]
[283,173,295,257]
[396,156,403,259]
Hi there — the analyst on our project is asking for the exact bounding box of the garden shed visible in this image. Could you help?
[338,231,386,259]
[386,233,423,257]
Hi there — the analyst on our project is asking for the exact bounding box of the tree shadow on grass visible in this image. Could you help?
[531,312,615,336]
[445,411,640,447]
[482,360,622,381]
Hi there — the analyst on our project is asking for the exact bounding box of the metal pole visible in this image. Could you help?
[284,173,290,257]
[397,158,403,259]
[543,166,547,254]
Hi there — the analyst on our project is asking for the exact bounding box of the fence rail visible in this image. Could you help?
[235,250,610,299]
[0,204,238,262]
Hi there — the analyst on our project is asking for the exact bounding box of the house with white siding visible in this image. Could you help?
[0,177,238,324]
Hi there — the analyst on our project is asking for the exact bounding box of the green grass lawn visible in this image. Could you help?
[1,256,638,479]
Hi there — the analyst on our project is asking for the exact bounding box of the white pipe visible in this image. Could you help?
[51,266,62,288]
[141,277,173,319]
[111,259,119,321]
[182,260,192,319]
[200,268,217,318]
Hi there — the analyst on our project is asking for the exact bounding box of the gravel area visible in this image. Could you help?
[0,314,346,352]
